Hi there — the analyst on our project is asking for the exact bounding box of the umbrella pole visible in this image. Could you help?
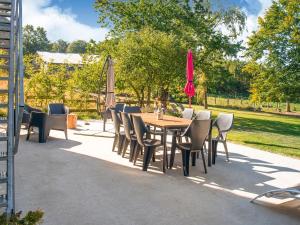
[189,97,192,108]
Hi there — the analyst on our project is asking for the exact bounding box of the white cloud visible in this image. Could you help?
[23,0,108,42]
[239,0,273,44]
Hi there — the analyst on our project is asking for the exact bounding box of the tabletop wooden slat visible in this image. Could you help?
[132,113,191,128]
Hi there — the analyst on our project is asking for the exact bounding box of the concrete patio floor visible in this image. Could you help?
[15,120,300,225]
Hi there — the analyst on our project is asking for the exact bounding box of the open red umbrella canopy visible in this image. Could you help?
[184,50,195,102]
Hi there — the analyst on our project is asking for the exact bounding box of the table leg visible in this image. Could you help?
[208,121,212,167]
[162,128,168,173]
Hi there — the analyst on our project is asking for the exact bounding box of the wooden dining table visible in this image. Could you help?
[132,113,213,173]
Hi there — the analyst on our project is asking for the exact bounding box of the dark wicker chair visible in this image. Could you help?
[48,103,69,140]
[22,104,42,127]
[26,111,50,143]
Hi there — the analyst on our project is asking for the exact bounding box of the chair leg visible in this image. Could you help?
[117,136,125,155]
[133,145,141,165]
[129,140,136,162]
[203,142,207,154]
[64,128,68,140]
[26,126,31,141]
[38,126,46,143]
[182,150,191,176]
[200,149,207,174]
[169,133,177,169]
[152,151,156,162]
[192,152,196,166]
[212,140,218,164]
[223,141,230,162]
[112,135,118,152]
[122,139,130,158]
[143,146,154,171]
[184,136,189,143]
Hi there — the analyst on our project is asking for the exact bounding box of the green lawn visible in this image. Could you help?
[193,105,300,158]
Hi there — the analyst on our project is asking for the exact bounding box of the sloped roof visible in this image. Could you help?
[37,51,99,65]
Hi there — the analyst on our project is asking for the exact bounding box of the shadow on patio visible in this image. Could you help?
[14,123,300,225]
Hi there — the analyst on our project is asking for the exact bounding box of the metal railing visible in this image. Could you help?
[6,0,24,213]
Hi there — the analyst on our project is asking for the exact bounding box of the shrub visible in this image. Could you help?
[0,210,44,225]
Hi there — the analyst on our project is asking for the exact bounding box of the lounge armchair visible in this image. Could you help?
[22,104,42,128]
[48,103,69,140]
[26,111,50,143]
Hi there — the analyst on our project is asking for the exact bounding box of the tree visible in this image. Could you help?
[113,27,186,106]
[51,39,68,53]
[23,25,50,54]
[95,0,246,108]
[246,0,300,111]
[67,40,88,53]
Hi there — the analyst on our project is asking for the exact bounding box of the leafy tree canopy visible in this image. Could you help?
[246,0,300,106]
[23,25,50,54]
[51,39,69,53]
[67,40,88,53]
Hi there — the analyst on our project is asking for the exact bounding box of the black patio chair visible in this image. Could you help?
[131,115,163,171]
[173,119,211,176]
[120,112,137,162]
[123,106,141,113]
[26,111,50,143]
[212,113,234,163]
[111,109,126,154]
[48,103,69,140]
[110,103,126,114]
[102,103,125,131]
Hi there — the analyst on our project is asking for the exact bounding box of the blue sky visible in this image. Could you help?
[51,0,99,27]
[23,0,272,42]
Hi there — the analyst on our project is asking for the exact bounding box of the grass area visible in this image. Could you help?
[205,96,300,113]
[76,112,101,120]
[193,105,300,158]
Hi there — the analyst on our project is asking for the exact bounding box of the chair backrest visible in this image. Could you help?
[115,103,125,113]
[183,119,211,150]
[132,115,148,146]
[24,104,42,113]
[214,113,234,140]
[111,109,122,134]
[121,112,134,140]
[48,103,67,115]
[123,106,141,113]
[182,108,194,119]
[195,110,211,120]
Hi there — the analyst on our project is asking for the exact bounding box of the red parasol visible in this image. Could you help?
[184,50,195,108]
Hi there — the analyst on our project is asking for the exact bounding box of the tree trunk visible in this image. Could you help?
[140,88,145,107]
[286,101,291,112]
[146,86,151,107]
[160,88,168,108]
[204,89,208,109]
